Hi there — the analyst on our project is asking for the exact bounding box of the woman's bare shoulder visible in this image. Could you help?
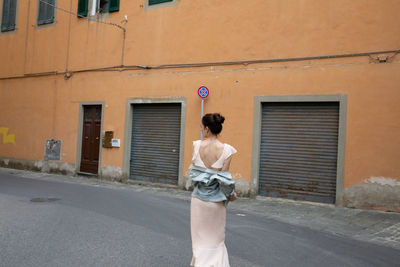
[223,143,237,157]
[200,140,224,149]
[193,140,201,146]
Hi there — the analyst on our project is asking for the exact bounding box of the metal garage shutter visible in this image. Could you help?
[130,103,181,184]
[259,102,339,203]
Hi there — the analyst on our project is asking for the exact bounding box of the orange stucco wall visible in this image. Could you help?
[1,0,400,193]
[1,57,400,186]
[2,0,400,75]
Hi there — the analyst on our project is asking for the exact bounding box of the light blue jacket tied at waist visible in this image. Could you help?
[189,164,236,206]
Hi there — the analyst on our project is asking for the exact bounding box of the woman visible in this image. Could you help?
[189,113,237,267]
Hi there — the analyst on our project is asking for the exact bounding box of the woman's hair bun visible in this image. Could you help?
[213,113,225,124]
[202,113,225,135]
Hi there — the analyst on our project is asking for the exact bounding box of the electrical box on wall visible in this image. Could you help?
[103,131,113,148]
[45,139,62,160]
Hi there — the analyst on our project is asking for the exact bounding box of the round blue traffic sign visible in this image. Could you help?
[198,86,209,99]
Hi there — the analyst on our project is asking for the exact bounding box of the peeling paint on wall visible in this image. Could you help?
[235,178,250,197]
[101,166,123,181]
[47,161,75,175]
[366,176,400,186]
[0,156,75,175]
[344,177,400,212]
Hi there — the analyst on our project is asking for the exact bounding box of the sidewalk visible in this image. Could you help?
[1,167,399,250]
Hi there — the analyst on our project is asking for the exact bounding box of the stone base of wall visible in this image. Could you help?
[344,177,400,212]
[0,156,76,176]
[0,157,132,183]
[0,156,172,186]
[100,166,127,182]
[234,178,251,197]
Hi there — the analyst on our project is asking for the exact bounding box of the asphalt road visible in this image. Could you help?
[1,172,399,267]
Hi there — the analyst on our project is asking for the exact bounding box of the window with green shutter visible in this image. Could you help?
[77,0,88,17]
[108,0,119,12]
[77,0,118,17]
[37,0,55,25]
[149,0,173,5]
[96,0,107,13]
[1,0,17,32]
[99,0,119,13]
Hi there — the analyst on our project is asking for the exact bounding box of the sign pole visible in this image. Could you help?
[197,86,210,141]
[201,99,204,140]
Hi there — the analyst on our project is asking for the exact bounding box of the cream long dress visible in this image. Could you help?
[190,140,237,267]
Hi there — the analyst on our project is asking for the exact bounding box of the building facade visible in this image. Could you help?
[1,0,400,211]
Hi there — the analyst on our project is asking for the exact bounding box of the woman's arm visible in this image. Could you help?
[191,141,196,165]
[221,156,237,201]
[229,192,237,201]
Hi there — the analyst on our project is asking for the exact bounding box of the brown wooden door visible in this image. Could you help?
[80,105,102,174]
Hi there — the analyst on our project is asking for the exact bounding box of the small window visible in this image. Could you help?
[149,0,173,5]
[146,0,176,10]
[98,0,109,13]
[99,0,120,13]
[37,0,55,26]
[1,0,17,32]
[77,0,119,17]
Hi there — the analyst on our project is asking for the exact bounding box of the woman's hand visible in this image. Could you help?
[229,192,237,201]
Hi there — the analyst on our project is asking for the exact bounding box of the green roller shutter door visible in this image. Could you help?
[259,102,339,204]
[130,104,181,185]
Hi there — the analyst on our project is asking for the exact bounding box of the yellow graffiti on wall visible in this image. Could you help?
[0,127,16,145]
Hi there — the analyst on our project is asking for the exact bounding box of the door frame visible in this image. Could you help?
[251,94,347,206]
[122,97,186,187]
[76,101,105,175]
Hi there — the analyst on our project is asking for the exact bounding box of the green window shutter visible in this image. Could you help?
[1,0,10,32]
[9,0,17,29]
[77,0,88,17]
[149,0,173,6]
[109,0,119,12]
[37,0,54,25]
[37,0,46,24]
[47,0,55,22]
[1,0,17,32]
